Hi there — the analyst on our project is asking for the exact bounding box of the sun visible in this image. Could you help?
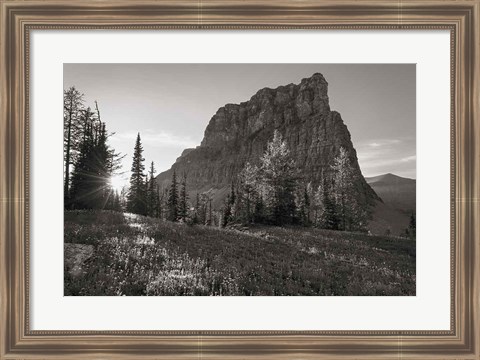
[109,174,128,193]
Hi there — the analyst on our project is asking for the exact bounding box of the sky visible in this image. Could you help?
[64,64,416,191]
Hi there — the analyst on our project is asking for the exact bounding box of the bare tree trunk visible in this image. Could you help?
[64,98,74,207]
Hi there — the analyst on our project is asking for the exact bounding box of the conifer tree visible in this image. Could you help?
[69,105,118,210]
[94,122,111,209]
[167,170,179,221]
[192,193,200,224]
[146,161,158,217]
[253,194,265,223]
[331,147,367,231]
[320,178,339,230]
[260,130,297,225]
[222,182,236,226]
[297,184,312,226]
[178,173,189,222]
[313,182,325,227]
[69,108,96,209]
[126,133,147,215]
[197,192,210,225]
[207,196,213,226]
[234,163,260,224]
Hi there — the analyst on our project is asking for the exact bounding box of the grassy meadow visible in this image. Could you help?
[64,210,416,296]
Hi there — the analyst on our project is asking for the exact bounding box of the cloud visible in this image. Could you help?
[400,155,416,163]
[111,130,198,149]
[366,139,401,148]
[354,138,416,177]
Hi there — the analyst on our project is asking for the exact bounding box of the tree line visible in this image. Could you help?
[125,133,214,224]
[139,130,369,232]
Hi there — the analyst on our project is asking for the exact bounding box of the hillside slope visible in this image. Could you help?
[64,210,416,296]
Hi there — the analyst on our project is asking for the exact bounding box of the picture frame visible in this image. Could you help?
[0,0,478,358]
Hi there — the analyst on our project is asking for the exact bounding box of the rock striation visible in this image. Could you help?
[156,73,379,209]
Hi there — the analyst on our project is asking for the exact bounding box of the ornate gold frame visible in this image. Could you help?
[1,0,479,358]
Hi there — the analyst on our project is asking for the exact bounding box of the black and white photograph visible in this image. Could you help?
[63,64,416,296]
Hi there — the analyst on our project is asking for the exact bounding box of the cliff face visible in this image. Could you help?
[156,73,378,208]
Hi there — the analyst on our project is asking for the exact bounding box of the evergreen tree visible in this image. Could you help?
[196,192,211,225]
[69,109,96,209]
[222,182,236,227]
[207,196,213,226]
[192,193,200,224]
[69,106,117,210]
[331,147,350,230]
[126,133,147,215]
[313,182,325,227]
[146,161,159,217]
[155,184,164,219]
[331,147,367,231]
[167,170,179,221]
[178,173,189,222]
[119,186,128,210]
[253,194,265,223]
[233,163,261,224]
[260,130,297,225]
[94,122,111,209]
[321,178,340,230]
[296,183,312,226]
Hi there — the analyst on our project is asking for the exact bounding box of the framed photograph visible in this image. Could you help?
[1,0,479,358]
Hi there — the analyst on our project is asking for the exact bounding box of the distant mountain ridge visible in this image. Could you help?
[366,173,416,236]
[366,173,416,214]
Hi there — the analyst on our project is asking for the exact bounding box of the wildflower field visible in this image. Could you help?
[64,210,416,296]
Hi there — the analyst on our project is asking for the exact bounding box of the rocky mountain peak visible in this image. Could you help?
[156,72,378,209]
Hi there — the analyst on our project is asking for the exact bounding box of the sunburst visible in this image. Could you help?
[109,174,128,193]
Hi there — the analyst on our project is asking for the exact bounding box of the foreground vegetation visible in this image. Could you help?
[64,210,415,296]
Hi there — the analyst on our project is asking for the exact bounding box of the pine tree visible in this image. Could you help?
[331,147,366,231]
[253,194,265,223]
[178,173,189,222]
[69,109,96,209]
[193,193,200,224]
[234,163,261,224]
[321,178,339,230]
[119,186,128,210]
[167,170,179,221]
[207,197,213,226]
[69,105,118,210]
[260,130,297,225]
[197,192,210,225]
[94,122,111,209]
[297,184,312,226]
[222,182,236,226]
[127,133,147,215]
[313,183,325,227]
[156,186,162,218]
[146,161,158,217]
